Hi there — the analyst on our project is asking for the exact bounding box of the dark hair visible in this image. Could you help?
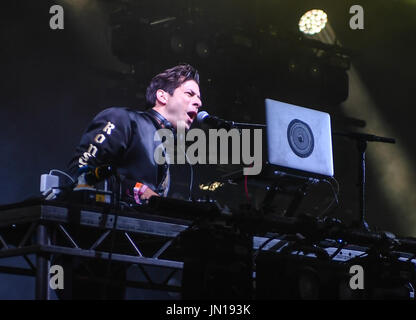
[145,63,200,108]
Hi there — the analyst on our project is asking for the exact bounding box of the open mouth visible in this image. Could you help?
[187,111,197,121]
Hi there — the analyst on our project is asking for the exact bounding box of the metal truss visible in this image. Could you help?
[0,202,192,299]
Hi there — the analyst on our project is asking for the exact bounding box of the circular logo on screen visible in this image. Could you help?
[287,119,314,158]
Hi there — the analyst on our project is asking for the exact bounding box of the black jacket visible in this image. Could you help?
[68,107,170,198]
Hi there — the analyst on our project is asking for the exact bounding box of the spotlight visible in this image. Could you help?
[150,17,176,26]
[199,182,224,191]
[309,65,321,78]
[196,41,210,58]
[299,9,328,35]
[288,60,298,73]
[170,35,185,54]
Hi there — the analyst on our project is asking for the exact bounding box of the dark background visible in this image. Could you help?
[0,0,416,298]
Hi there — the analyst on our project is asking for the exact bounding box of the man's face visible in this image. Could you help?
[163,80,202,130]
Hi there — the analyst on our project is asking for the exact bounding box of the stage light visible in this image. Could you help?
[299,10,328,35]
[170,35,185,54]
[196,41,210,58]
[288,60,298,73]
[309,65,321,78]
[150,17,176,26]
[199,182,223,191]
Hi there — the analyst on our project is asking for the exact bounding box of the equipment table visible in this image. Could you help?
[0,199,192,299]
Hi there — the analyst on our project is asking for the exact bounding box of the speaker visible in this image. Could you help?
[179,225,253,299]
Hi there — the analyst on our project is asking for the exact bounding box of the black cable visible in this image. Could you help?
[329,240,346,260]
[187,154,194,200]
[182,147,194,200]
[329,176,340,195]
[319,177,340,217]
[253,235,286,261]
[340,250,369,265]
[102,175,122,299]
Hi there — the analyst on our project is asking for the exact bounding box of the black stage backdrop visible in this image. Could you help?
[0,0,415,299]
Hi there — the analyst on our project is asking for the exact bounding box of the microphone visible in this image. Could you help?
[78,164,116,185]
[196,111,235,130]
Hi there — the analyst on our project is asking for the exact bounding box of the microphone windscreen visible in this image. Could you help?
[196,111,209,124]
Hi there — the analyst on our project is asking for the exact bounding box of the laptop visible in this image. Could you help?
[265,98,334,177]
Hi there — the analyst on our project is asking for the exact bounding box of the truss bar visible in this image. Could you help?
[124,232,143,257]
[0,245,40,258]
[162,268,179,286]
[137,263,153,284]
[0,234,8,250]
[18,222,38,248]
[90,230,111,250]
[58,224,79,248]
[0,244,184,269]
[35,224,50,300]
[40,245,184,269]
[73,274,182,292]
[23,254,36,271]
[0,265,35,277]
[152,239,173,259]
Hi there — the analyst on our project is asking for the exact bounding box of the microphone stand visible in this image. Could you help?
[333,131,395,231]
[103,171,122,299]
[232,121,266,128]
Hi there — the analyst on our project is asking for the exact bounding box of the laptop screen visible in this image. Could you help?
[265,98,334,177]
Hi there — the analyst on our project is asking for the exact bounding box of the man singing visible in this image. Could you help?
[68,63,202,203]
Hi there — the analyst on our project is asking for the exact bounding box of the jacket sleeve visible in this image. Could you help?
[68,107,132,177]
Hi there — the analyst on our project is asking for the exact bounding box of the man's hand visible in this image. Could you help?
[140,186,160,201]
